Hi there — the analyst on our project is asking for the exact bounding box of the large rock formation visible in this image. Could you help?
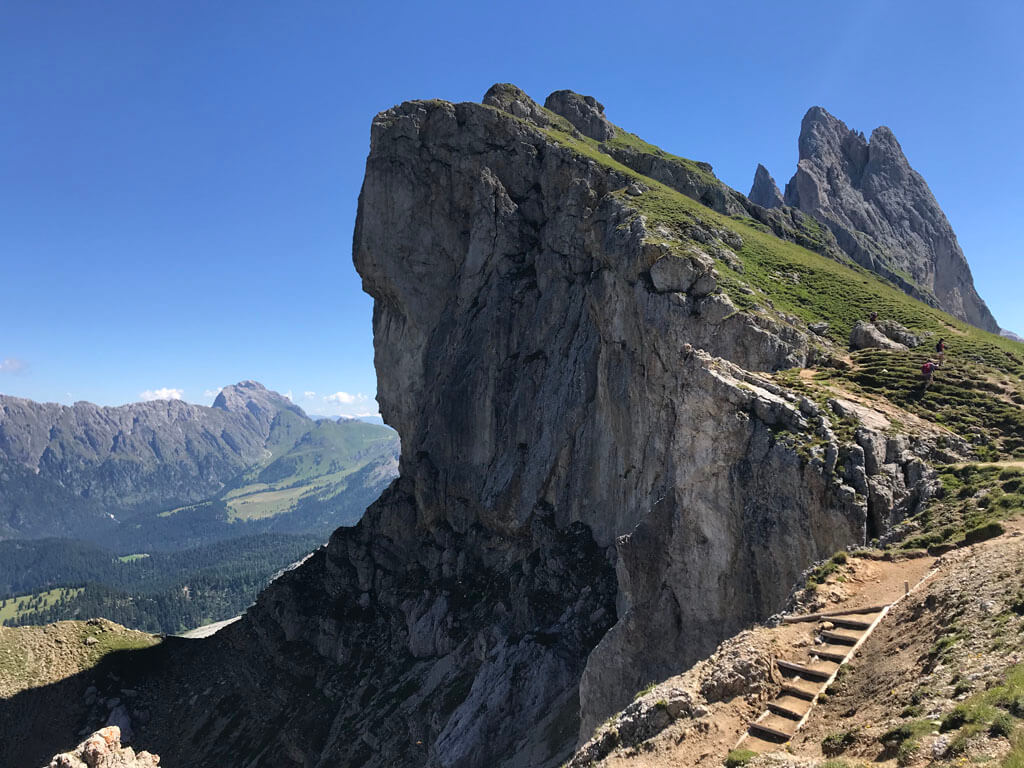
[43,87,962,768]
[776,106,998,332]
[11,85,985,768]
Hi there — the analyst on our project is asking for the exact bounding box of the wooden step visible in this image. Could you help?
[777,658,840,679]
[820,627,861,645]
[809,643,854,662]
[742,733,788,753]
[749,713,798,740]
[780,675,822,699]
[829,612,880,630]
[767,695,813,719]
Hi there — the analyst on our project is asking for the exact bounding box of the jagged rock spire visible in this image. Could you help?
[748,163,784,208]
[782,106,999,332]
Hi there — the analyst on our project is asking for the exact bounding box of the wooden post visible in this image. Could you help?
[904,580,909,596]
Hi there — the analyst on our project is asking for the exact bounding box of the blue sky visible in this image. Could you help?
[2,1,1021,417]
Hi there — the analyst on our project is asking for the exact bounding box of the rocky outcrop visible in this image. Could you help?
[749,163,784,209]
[44,727,159,768]
[781,107,999,332]
[849,321,908,351]
[1001,329,1023,343]
[483,83,565,131]
[543,89,616,140]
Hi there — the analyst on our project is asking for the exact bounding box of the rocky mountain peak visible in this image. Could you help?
[543,89,616,140]
[212,380,306,423]
[748,163,784,208]
[782,106,999,332]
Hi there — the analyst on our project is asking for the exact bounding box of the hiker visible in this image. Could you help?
[869,311,878,323]
[922,360,938,383]
[935,338,946,363]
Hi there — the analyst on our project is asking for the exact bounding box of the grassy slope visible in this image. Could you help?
[0,618,158,699]
[0,588,83,623]
[160,419,397,522]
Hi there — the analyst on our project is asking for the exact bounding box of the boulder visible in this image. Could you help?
[849,321,908,351]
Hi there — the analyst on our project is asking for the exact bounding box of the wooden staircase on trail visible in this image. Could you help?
[736,605,887,752]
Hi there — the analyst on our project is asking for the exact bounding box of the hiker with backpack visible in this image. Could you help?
[922,360,938,385]
[935,338,947,364]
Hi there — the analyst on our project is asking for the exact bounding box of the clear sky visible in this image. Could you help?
[2,1,1021,417]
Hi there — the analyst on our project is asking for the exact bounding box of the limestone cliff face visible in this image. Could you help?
[780,107,999,332]
[92,89,949,768]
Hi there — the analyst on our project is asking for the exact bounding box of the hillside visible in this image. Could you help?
[0,383,398,635]
[2,85,1021,768]
[0,380,398,546]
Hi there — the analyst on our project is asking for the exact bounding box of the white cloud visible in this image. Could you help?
[203,387,223,399]
[324,391,362,405]
[307,390,376,418]
[283,390,293,401]
[0,358,27,374]
[140,387,184,401]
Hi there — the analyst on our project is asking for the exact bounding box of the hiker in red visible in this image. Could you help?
[922,361,938,382]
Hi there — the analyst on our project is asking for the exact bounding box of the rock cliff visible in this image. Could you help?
[69,87,966,768]
[776,107,999,332]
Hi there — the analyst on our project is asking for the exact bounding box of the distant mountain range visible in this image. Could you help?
[0,380,398,547]
[0,381,399,632]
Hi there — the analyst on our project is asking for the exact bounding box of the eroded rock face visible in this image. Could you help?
[782,107,998,332]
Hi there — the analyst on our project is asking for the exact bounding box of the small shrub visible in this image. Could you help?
[942,704,970,731]
[946,723,985,756]
[896,738,919,766]
[954,680,973,696]
[1006,695,1024,717]
[823,730,857,756]
[962,521,1005,545]
[633,682,656,700]
[724,749,757,767]
[990,712,1017,738]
